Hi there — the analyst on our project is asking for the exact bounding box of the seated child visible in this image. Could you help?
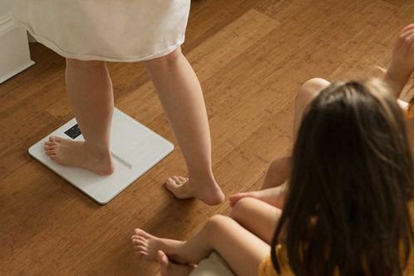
[131,25,414,276]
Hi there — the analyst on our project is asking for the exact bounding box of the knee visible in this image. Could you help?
[269,157,291,173]
[206,214,228,227]
[66,58,106,69]
[143,47,182,70]
[297,78,330,101]
[229,197,257,220]
[301,77,330,90]
[205,215,231,236]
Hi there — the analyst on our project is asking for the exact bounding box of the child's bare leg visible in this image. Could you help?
[229,184,287,209]
[294,78,330,141]
[262,156,292,189]
[254,78,330,190]
[132,215,269,276]
[44,59,114,175]
[230,197,281,244]
[158,251,194,276]
[143,47,224,205]
[384,24,413,98]
[229,78,331,206]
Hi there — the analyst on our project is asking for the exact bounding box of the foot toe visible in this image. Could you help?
[133,228,152,239]
[166,177,188,188]
[157,250,169,275]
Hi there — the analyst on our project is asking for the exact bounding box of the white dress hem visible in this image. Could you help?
[13,13,185,62]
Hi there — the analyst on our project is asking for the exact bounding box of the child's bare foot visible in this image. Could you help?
[44,136,114,175]
[158,251,194,276]
[165,176,225,206]
[131,229,187,264]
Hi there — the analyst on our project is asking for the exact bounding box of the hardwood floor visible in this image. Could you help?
[1,0,413,275]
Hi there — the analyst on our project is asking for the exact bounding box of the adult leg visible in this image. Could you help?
[44,59,114,175]
[143,47,224,205]
[132,215,270,276]
[229,197,281,244]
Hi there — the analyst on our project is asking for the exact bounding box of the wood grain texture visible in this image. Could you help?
[1,0,413,275]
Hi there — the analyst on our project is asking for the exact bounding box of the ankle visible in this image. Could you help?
[83,142,111,156]
[188,172,216,186]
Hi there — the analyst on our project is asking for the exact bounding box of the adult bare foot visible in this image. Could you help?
[165,176,225,206]
[44,136,114,175]
[158,250,194,276]
[131,228,187,264]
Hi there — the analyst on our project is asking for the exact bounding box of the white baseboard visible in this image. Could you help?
[0,60,34,83]
[0,13,35,84]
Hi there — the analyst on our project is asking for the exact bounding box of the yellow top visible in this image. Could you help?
[258,244,295,276]
[259,202,414,276]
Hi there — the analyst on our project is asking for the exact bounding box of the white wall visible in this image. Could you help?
[0,0,35,83]
[0,0,13,17]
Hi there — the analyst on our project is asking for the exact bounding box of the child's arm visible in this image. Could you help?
[384,24,414,99]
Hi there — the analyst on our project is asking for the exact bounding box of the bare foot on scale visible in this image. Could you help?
[165,176,225,206]
[44,136,114,175]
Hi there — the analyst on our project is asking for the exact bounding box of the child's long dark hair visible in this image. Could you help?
[271,80,414,275]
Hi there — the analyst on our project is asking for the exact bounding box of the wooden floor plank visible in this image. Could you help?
[0,0,412,275]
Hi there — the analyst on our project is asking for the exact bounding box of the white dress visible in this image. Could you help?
[12,0,191,62]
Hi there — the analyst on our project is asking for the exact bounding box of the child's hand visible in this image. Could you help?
[387,24,414,85]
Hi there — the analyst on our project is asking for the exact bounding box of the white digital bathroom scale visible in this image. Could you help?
[28,108,174,205]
